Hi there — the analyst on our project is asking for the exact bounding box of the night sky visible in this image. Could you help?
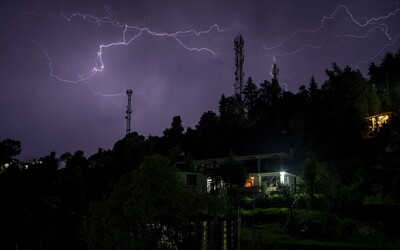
[1,0,399,160]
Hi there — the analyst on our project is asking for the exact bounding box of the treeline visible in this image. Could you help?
[181,50,400,163]
[1,49,400,249]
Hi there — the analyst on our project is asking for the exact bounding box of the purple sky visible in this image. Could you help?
[1,0,399,160]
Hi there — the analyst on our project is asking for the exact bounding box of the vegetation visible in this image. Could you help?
[84,155,201,249]
[1,47,400,249]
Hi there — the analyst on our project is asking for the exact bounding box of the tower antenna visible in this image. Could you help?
[234,33,244,98]
[125,89,133,135]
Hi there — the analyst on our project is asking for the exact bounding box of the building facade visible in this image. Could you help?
[180,152,300,193]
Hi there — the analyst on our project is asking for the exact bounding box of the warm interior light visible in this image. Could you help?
[245,176,255,187]
[367,113,391,132]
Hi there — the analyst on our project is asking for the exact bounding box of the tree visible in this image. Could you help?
[369,112,400,200]
[242,77,258,113]
[219,94,245,128]
[0,139,21,165]
[259,80,272,107]
[163,116,184,148]
[308,76,318,98]
[217,94,247,155]
[113,132,152,173]
[316,64,375,159]
[84,155,202,250]
[192,111,223,158]
[314,162,344,213]
[215,157,247,208]
[277,183,296,232]
[270,62,282,105]
[300,156,318,208]
[87,148,117,200]
[196,111,218,135]
[368,51,400,111]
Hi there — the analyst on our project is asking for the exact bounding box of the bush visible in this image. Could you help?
[240,208,289,225]
[266,193,284,208]
[363,194,397,206]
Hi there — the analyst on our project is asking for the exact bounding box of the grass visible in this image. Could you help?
[239,208,400,250]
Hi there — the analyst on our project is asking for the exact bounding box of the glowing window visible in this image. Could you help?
[245,176,254,187]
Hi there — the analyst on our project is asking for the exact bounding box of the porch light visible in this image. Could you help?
[280,171,286,184]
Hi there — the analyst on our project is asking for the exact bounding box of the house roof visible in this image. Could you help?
[192,152,300,175]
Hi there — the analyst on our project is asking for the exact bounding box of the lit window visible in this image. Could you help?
[244,176,254,187]
[207,177,213,193]
[280,171,286,184]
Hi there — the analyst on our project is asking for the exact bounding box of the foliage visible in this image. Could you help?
[213,157,248,209]
[242,77,258,113]
[0,150,89,250]
[277,183,296,232]
[299,155,318,208]
[369,49,400,111]
[113,132,153,173]
[363,194,399,206]
[84,154,202,250]
[240,207,289,224]
[241,208,397,249]
[0,138,21,165]
[163,115,184,149]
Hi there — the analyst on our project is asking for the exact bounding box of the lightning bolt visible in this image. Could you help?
[267,57,289,91]
[269,56,277,78]
[354,33,400,67]
[28,6,225,85]
[263,4,400,66]
[89,86,126,97]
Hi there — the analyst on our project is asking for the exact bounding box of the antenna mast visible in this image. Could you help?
[125,89,133,135]
[234,33,244,98]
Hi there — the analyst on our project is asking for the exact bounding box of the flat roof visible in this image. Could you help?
[193,152,295,165]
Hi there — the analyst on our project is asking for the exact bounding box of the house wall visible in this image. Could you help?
[189,153,300,194]
[180,171,208,193]
[246,172,297,192]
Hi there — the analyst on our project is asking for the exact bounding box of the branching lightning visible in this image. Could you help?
[263,4,400,66]
[29,6,225,91]
[89,85,127,97]
[268,57,289,91]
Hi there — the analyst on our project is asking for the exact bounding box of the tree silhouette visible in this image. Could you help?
[242,77,258,113]
[113,132,152,173]
[0,139,21,165]
[163,116,184,148]
[84,154,201,250]
[369,50,400,111]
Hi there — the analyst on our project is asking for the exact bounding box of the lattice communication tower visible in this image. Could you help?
[234,33,244,97]
[125,89,133,135]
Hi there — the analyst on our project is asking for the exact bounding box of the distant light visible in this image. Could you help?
[5,163,9,168]
[280,171,286,183]
[207,177,213,193]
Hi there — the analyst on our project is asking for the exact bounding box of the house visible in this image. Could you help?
[365,112,391,138]
[180,152,300,193]
[180,171,209,192]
